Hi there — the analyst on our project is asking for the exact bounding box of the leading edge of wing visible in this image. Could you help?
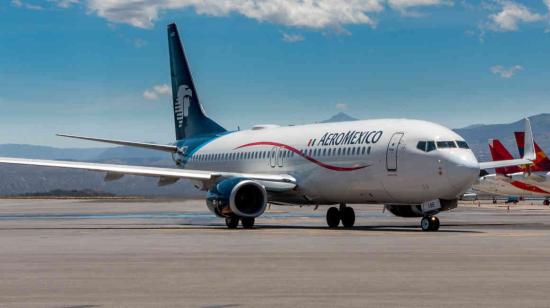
[0,156,296,186]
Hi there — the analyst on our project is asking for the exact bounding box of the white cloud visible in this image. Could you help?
[153,84,171,95]
[132,37,148,48]
[335,103,349,111]
[487,1,543,32]
[281,32,304,43]
[14,0,458,33]
[143,84,171,100]
[143,89,159,100]
[86,0,386,30]
[11,0,43,10]
[388,0,451,16]
[490,65,523,78]
[49,0,79,8]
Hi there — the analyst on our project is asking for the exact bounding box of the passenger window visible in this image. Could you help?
[417,141,426,152]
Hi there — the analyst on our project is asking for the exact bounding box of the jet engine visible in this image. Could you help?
[385,199,457,217]
[206,178,268,218]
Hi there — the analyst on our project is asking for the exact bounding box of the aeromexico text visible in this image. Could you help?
[313,130,384,147]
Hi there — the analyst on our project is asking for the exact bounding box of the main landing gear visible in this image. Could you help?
[326,203,355,228]
[544,199,550,206]
[225,216,255,229]
[421,216,440,232]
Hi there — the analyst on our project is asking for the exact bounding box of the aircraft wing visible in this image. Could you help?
[0,157,296,191]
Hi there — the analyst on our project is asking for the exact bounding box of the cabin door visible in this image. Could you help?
[386,133,404,171]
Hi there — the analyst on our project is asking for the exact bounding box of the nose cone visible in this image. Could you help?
[444,150,480,193]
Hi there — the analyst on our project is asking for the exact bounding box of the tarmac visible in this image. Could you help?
[1,198,550,307]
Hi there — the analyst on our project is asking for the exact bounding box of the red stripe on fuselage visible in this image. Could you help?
[235,141,368,172]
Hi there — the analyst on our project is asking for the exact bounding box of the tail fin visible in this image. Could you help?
[514,132,550,171]
[489,139,523,174]
[167,23,226,140]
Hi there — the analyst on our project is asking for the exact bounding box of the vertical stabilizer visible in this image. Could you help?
[167,23,226,140]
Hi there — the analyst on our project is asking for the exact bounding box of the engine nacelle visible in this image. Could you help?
[206,178,268,218]
[385,199,458,218]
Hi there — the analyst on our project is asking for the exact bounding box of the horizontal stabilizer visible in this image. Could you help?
[57,134,178,153]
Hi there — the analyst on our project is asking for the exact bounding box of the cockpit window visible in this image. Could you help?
[417,141,426,151]
[436,141,457,149]
[426,141,436,152]
[456,141,470,149]
[417,141,436,152]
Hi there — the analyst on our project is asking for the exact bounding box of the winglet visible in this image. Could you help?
[522,118,536,161]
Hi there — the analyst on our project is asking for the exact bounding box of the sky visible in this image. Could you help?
[1,0,550,147]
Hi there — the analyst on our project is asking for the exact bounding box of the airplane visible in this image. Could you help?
[473,137,550,205]
[0,23,536,231]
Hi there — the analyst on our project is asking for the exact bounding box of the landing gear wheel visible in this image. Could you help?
[225,216,239,229]
[432,216,440,231]
[421,216,440,232]
[341,207,355,228]
[326,207,340,228]
[241,217,255,229]
[544,199,550,206]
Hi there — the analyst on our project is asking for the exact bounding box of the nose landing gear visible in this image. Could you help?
[326,203,356,228]
[421,216,440,231]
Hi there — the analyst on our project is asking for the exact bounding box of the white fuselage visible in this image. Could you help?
[182,119,479,205]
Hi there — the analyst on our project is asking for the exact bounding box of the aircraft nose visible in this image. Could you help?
[444,150,480,191]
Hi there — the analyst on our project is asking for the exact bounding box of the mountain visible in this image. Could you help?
[454,113,550,162]
[0,144,107,160]
[321,112,359,123]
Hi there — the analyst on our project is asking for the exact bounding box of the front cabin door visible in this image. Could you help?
[386,132,404,171]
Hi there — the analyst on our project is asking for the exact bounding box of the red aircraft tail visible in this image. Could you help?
[489,139,523,174]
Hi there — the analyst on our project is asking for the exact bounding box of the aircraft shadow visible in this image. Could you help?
[0,224,484,233]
